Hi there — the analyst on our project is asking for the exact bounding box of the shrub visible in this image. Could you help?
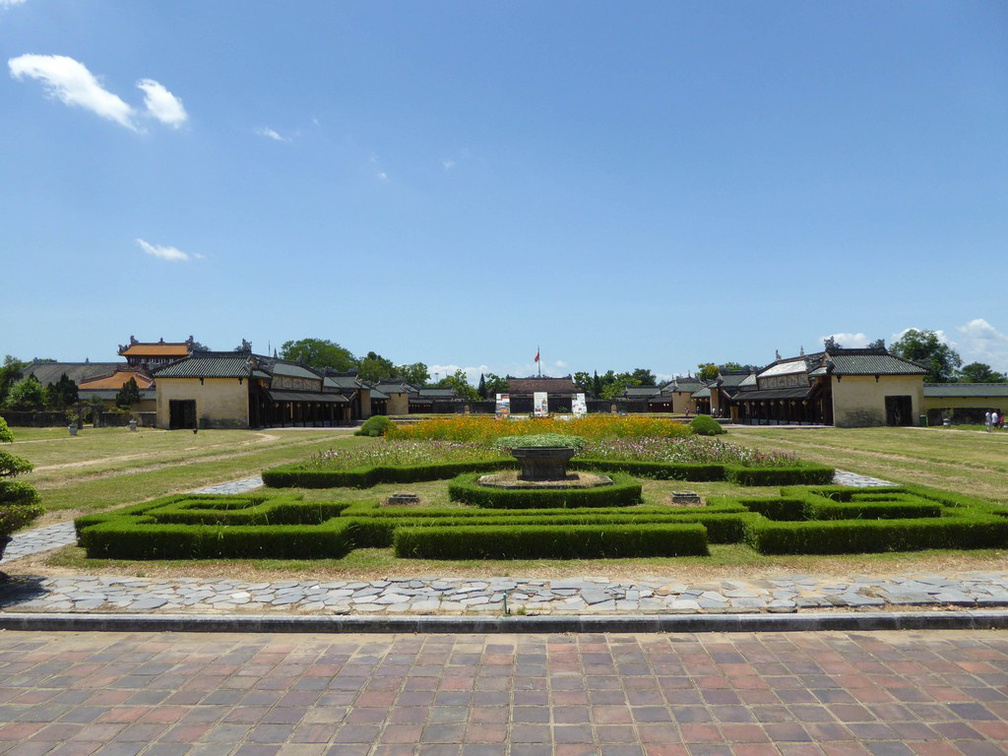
[725,464,835,486]
[355,415,395,437]
[393,523,709,559]
[494,433,586,452]
[690,415,725,436]
[0,417,42,540]
[448,472,643,508]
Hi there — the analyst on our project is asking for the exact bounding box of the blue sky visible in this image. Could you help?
[4,1,1008,383]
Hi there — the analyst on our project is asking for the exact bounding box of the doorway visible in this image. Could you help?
[169,399,197,430]
[885,395,913,426]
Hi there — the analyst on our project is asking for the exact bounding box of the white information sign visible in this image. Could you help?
[572,392,587,417]
[533,392,549,417]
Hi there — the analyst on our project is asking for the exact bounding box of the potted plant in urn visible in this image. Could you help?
[493,433,586,481]
[0,417,43,572]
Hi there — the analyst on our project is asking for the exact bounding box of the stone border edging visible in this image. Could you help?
[1,609,1005,634]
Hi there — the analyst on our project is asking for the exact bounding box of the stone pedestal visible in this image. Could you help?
[510,447,577,481]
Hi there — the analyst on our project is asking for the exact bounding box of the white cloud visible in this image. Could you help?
[821,332,870,348]
[136,238,201,262]
[137,78,187,127]
[442,159,456,171]
[377,172,389,182]
[256,126,291,143]
[956,318,1008,371]
[9,54,137,130]
[2,0,28,8]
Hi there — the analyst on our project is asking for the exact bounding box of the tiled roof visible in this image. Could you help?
[120,343,190,358]
[153,354,255,379]
[25,362,124,386]
[826,350,927,376]
[623,386,660,398]
[730,386,815,402]
[508,377,579,394]
[272,362,322,381]
[324,375,361,390]
[78,369,155,390]
[266,389,348,404]
[924,383,1008,398]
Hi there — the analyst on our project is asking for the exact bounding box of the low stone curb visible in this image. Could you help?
[1,609,1006,634]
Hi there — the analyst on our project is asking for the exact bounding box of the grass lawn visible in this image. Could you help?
[10,422,1008,581]
[10,426,368,519]
[728,425,1008,506]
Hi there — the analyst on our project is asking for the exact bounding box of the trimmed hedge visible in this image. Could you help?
[806,500,942,521]
[346,508,750,548]
[725,464,835,486]
[745,515,1008,555]
[448,472,643,509]
[393,523,709,559]
[79,519,355,560]
[262,460,514,488]
[571,459,726,481]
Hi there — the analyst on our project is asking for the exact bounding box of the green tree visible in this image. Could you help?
[573,371,592,395]
[358,351,397,383]
[279,338,357,372]
[890,329,962,383]
[697,363,719,382]
[483,372,509,397]
[44,373,78,410]
[0,356,24,407]
[0,417,43,539]
[630,368,656,387]
[437,369,479,402]
[957,362,1007,383]
[115,378,142,408]
[867,338,886,350]
[592,370,602,397]
[477,373,487,399]
[4,376,44,409]
[395,362,429,386]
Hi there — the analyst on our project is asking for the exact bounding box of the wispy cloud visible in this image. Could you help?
[137,78,187,127]
[442,159,456,171]
[9,54,137,129]
[956,318,1008,371]
[9,54,187,131]
[255,126,291,143]
[1,0,28,9]
[821,332,870,348]
[136,238,201,262]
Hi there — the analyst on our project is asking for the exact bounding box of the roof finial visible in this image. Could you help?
[775,349,781,361]
[799,345,805,356]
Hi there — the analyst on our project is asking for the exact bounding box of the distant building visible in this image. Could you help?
[119,336,195,370]
[506,376,579,414]
[153,353,350,429]
[922,383,1008,425]
[729,348,927,426]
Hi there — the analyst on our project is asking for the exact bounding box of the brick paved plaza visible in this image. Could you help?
[0,630,1005,755]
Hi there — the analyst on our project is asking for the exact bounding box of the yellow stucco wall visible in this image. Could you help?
[385,392,409,415]
[156,377,249,429]
[831,375,924,427]
[923,395,1008,413]
[671,390,695,414]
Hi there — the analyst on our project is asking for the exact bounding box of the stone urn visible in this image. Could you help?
[510,446,577,481]
[128,419,138,432]
[68,425,78,436]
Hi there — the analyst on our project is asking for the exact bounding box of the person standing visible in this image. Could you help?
[985,410,993,432]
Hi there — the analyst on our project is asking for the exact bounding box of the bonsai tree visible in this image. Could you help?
[0,417,43,546]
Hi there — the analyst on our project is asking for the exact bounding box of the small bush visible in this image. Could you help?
[448,472,643,509]
[355,415,395,437]
[690,415,725,436]
[393,523,709,559]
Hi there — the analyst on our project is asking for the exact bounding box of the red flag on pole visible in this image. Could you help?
[534,348,540,363]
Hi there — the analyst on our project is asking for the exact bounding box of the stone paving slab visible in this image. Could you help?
[0,628,1005,755]
[1,572,1007,619]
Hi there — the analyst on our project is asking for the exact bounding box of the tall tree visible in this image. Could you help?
[45,373,78,410]
[4,376,44,409]
[890,329,962,383]
[279,338,357,372]
[437,369,479,401]
[957,362,1008,383]
[630,368,656,387]
[867,338,886,350]
[395,362,429,386]
[477,373,487,400]
[115,378,142,408]
[697,363,719,382]
[592,370,602,398]
[483,372,509,397]
[358,351,396,383]
[572,371,592,395]
[0,356,24,407]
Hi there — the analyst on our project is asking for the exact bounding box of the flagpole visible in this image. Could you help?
[538,345,541,378]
